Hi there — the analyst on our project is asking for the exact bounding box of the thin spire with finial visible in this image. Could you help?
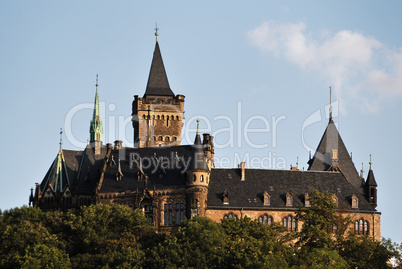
[196,119,200,135]
[360,162,364,178]
[155,22,159,42]
[329,86,332,117]
[59,127,63,150]
[296,157,299,170]
[369,154,372,170]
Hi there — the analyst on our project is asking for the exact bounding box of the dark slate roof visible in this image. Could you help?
[143,42,175,97]
[75,146,108,194]
[40,150,71,193]
[99,145,195,193]
[365,169,377,187]
[308,118,363,194]
[207,168,375,212]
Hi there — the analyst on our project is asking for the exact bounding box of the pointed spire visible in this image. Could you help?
[360,163,364,178]
[143,36,174,97]
[194,119,201,145]
[155,22,159,42]
[329,86,333,120]
[366,156,378,187]
[90,74,103,143]
[59,127,63,151]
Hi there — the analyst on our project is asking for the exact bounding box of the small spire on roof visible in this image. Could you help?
[196,119,200,135]
[155,22,159,42]
[369,154,372,170]
[329,86,332,118]
[296,157,299,170]
[360,162,364,178]
[96,74,99,88]
[59,127,63,150]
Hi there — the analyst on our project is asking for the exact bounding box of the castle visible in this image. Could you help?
[30,33,380,239]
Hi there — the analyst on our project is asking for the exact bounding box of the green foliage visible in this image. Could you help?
[0,199,398,268]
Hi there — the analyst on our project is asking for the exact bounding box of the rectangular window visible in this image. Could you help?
[169,204,172,225]
[192,208,198,219]
[164,204,168,225]
[175,203,180,225]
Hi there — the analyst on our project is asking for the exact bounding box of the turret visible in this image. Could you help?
[186,121,210,218]
[364,156,378,208]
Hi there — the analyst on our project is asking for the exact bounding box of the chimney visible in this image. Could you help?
[238,162,246,181]
[203,133,210,145]
[114,140,123,150]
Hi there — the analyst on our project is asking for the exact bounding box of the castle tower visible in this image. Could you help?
[90,75,103,155]
[186,122,210,218]
[132,32,185,148]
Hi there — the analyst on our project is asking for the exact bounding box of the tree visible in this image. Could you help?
[0,206,70,269]
[221,216,291,268]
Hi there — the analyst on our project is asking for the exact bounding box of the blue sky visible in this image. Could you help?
[1,1,401,243]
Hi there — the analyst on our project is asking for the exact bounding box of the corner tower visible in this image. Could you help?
[132,32,185,148]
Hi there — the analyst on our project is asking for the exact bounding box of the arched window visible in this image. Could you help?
[351,195,358,208]
[224,213,238,221]
[354,219,369,235]
[286,196,292,206]
[263,192,270,205]
[258,216,263,223]
[200,175,204,182]
[165,136,170,142]
[268,216,273,226]
[159,136,163,141]
[364,221,369,235]
[283,215,297,231]
[193,175,196,182]
[263,214,268,224]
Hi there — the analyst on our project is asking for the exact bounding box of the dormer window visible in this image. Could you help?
[286,193,293,207]
[223,190,229,205]
[332,194,338,207]
[332,149,338,160]
[263,191,270,206]
[304,193,310,207]
[351,195,358,208]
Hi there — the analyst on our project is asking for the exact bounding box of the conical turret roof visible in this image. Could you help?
[144,42,174,97]
[308,118,363,192]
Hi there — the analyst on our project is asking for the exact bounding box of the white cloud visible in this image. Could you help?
[247,21,402,113]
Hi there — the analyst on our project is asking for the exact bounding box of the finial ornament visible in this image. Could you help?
[196,119,200,135]
[369,154,372,170]
[329,86,332,119]
[96,74,99,87]
[360,162,364,178]
[59,127,63,150]
[296,157,299,170]
[155,23,159,42]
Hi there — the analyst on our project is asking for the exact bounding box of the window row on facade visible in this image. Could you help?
[152,135,178,142]
[142,114,181,121]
